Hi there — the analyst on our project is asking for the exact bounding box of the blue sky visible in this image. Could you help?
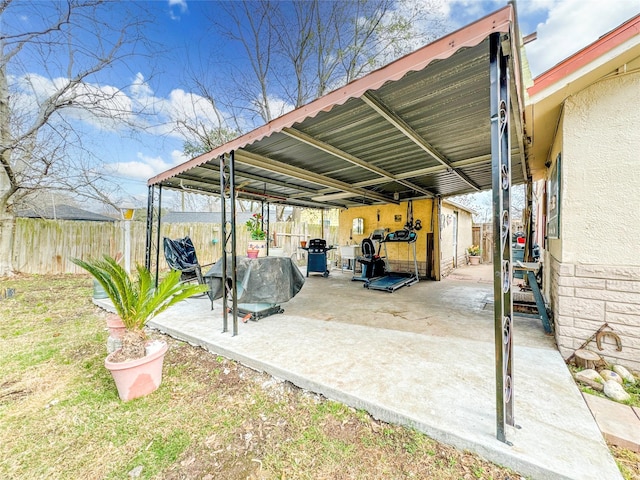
[5,0,640,209]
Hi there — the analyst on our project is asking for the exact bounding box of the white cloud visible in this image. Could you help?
[105,160,157,181]
[169,0,187,11]
[448,0,493,21]
[105,152,182,181]
[134,86,229,140]
[265,95,295,119]
[167,89,219,122]
[443,0,507,30]
[171,149,188,164]
[442,1,639,77]
[10,73,135,131]
[131,72,154,99]
[523,0,640,76]
[168,0,188,20]
[516,0,558,15]
[10,66,232,147]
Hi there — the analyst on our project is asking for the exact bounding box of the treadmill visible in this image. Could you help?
[365,229,419,292]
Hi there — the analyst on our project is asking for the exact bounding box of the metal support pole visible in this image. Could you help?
[266,201,270,255]
[155,186,162,284]
[261,200,267,255]
[524,180,534,262]
[434,197,442,281]
[490,32,515,445]
[144,184,162,286]
[220,152,239,335]
[123,219,131,274]
[229,151,238,336]
[219,158,228,333]
[145,185,155,272]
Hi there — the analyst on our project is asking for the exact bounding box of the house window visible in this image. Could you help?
[547,153,561,239]
[352,217,364,235]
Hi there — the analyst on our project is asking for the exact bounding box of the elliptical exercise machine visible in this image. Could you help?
[353,229,386,282]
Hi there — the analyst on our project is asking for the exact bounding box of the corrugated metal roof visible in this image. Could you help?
[150,6,528,209]
[162,208,291,224]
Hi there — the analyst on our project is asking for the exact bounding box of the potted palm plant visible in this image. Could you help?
[72,255,208,401]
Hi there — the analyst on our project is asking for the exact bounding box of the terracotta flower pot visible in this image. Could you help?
[106,314,126,339]
[105,341,168,401]
[247,249,259,259]
[106,314,126,354]
[469,255,481,265]
[248,239,267,257]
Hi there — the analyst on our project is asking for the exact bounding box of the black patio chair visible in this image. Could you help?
[163,236,211,289]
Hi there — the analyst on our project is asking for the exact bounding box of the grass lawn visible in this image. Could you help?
[1,274,638,479]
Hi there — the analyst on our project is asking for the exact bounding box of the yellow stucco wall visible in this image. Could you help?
[338,199,473,279]
[338,199,434,276]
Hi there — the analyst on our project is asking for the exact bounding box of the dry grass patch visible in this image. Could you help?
[612,446,640,480]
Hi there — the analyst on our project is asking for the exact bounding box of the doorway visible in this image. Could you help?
[452,212,459,268]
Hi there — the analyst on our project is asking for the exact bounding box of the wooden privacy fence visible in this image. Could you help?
[472,223,493,263]
[472,220,525,264]
[12,218,339,275]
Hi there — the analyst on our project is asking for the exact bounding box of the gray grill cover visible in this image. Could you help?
[204,256,305,304]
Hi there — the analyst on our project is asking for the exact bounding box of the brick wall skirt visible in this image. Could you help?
[437,254,468,279]
[550,256,640,372]
[440,258,454,278]
[386,260,428,278]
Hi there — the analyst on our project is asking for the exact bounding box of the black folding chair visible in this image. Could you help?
[163,236,210,288]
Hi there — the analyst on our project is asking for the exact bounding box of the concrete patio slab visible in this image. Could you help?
[117,264,621,479]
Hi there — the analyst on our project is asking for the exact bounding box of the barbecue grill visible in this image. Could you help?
[302,238,334,277]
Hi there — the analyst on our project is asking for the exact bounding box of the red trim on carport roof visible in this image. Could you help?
[528,14,640,97]
[148,5,514,186]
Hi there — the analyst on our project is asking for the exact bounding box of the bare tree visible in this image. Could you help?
[451,185,526,224]
[183,127,239,159]
[178,0,445,222]
[203,0,446,127]
[0,0,155,275]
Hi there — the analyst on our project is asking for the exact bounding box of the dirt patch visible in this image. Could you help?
[0,379,31,404]
[155,335,640,480]
[153,335,521,480]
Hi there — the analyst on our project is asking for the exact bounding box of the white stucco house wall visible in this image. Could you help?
[527,14,640,371]
[440,200,475,277]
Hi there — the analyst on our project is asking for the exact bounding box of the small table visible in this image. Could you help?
[339,245,361,274]
[204,256,305,319]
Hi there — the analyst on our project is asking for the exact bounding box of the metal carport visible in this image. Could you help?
[147,5,533,444]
